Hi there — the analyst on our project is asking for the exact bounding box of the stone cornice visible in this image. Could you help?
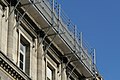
[0,51,31,80]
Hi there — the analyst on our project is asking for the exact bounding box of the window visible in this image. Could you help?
[47,66,53,80]
[19,42,26,71]
[46,53,57,80]
[18,34,30,75]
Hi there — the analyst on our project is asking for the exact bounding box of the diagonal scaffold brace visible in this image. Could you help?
[6,0,22,21]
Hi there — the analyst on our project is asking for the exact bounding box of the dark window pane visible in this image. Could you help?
[20,44,24,52]
[20,53,24,62]
[20,61,23,70]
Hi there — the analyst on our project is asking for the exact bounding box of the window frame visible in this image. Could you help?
[19,40,26,71]
[45,54,58,80]
[17,29,31,75]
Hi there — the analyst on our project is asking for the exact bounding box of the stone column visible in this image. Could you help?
[61,63,67,80]
[0,7,2,50]
[37,38,43,80]
[7,5,14,60]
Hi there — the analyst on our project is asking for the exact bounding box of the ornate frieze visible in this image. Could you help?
[0,51,31,80]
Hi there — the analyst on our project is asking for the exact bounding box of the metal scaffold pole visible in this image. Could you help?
[80,32,83,48]
[59,55,73,76]
[74,25,76,51]
[57,4,61,33]
[40,0,65,58]
[67,64,78,79]
[13,5,30,29]
[6,0,22,21]
[52,0,55,26]
[59,25,78,77]
[92,48,97,80]
[93,49,96,65]
[38,0,58,47]
[42,34,57,57]
[58,4,61,21]
[38,26,53,45]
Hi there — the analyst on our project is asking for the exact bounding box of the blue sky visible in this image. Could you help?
[57,0,120,80]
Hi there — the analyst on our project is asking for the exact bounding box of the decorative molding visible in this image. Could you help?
[0,51,31,80]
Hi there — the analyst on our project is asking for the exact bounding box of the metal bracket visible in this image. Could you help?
[67,64,78,79]
[13,5,31,29]
[47,32,65,37]
[70,59,78,63]
[41,24,58,30]
[19,1,41,7]
[6,0,22,21]
[42,34,57,57]
[63,52,73,57]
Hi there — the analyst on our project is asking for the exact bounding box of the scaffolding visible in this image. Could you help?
[7,0,99,79]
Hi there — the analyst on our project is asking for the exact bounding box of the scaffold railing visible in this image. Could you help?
[43,0,93,54]
[28,0,95,72]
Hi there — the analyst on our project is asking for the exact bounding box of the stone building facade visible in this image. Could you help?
[0,0,103,80]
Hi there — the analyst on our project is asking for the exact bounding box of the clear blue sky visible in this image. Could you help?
[57,0,120,80]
